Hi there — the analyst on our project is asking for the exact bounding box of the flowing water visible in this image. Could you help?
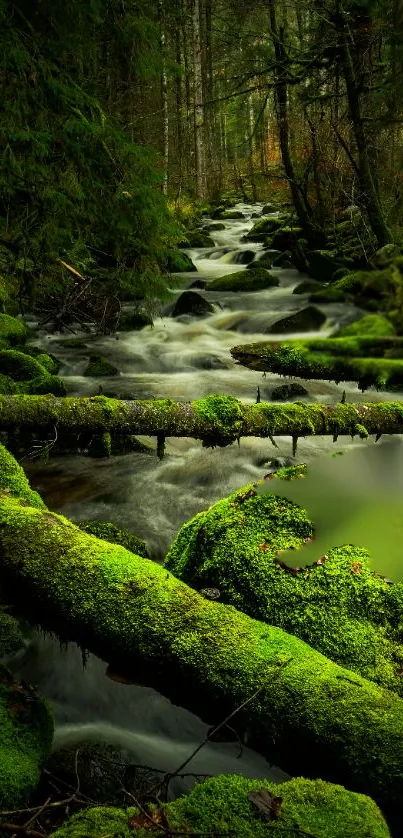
[10,202,403,796]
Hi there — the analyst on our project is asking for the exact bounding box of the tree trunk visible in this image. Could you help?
[268,0,323,244]
[335,3,392,247]
[1,442,403,811]
[193,0,206,198]
[158,0,169,196]
[0,395,403,443]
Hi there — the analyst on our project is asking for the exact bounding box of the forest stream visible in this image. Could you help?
[10,203,403,798]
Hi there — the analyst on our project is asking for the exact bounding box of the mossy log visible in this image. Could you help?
[49,776,391,838]
[1,394,403,446]
[2,447,403,809]
[231,337,403,391]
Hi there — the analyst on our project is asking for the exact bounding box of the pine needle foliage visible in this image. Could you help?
[0,0,179,314]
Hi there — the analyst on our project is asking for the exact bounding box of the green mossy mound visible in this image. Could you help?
[208,267,279,292]
[306,249,349,282]
[13,345,62,374]
[0,373,18,394]
[311,260,403,330]
[0,666,53,808]
[118,310,153,330]
[83,355,120,377]
[0,314,28,347]
[336,314,396,338]
[166,250,197,273]
[49,776,391,838]
[0,349,66,395]
[231,336,403,391]
[0,608,24,658]
[269,226,303,252]
[180,230,215,248]
[245,216,284,242]
[165,479,403,694]
[77,520,149,558]
[292,279,323,295]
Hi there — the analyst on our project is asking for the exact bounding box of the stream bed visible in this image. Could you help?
[12,202,403,798]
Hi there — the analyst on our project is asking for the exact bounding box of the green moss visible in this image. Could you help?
[83,355,120,377]
[245,217,284,242]
[0,314,28,347]
[0,608,24,658]
[49,806,135,838]
[166,250,197,272]
[77,520,149,557]
[0,443,45,508]
[23,374,66,396]
[336,314,395,338]
[12,345,62,374]
[168,776,390,838]
[0,350,46,381]
[180,230,215,248]
[192,394,243,445]
[209,268,279,292]
[165,478,403,695]
[0,373,18,394]
[0,665,53,808]
[49,776,390,838]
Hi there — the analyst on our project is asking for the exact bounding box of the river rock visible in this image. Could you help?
[180,230,215,248]
[293,280,323,295]
[84,355,120,376]
[189,278,208,289]
[261,202,279,213]
[172,291,214,318]
[167,251,197,272]
[220,210,245,219]
[192,355,228,370]
[268,306,326,333]
[270,382,309,401]
[209,267,279,292]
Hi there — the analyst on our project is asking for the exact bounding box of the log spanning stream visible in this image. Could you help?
[10,203,403,797]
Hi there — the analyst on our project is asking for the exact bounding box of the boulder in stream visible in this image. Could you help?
[268,306,326,333]
[270,382,309,400]
[171,290,214,318]
[208,267,279,292]
[84,354,120,377]
[179,230,215,248]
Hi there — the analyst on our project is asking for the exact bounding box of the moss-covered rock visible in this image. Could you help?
[220,210,245,219]
[268,306,326,333]
[165,479,403,695]
[49,775,391,838]
[0,373,18,394]
[293,280,323,295]
[118,310,153,330]
[13,345,62,375]
[166,250,197,272]
[306,249,349,282]
[336,314,396,338]
[171,290,214,318]
[77,520,149,557]
[0,665,53,808]
[251,250,282,269]
[269,226,303,252]
[83,355,120,377]
[0,314,28,347]
[0,349,47,381]
[180,230,215,248]
[208,267,279,292]
[245,217,284,242]
[23,374,66,396]
[230,336,403,391]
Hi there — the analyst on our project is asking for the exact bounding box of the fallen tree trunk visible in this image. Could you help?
[1,445,403,811]
[0,394,403,445]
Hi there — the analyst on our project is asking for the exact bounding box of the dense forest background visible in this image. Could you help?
[1,0,403,318]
